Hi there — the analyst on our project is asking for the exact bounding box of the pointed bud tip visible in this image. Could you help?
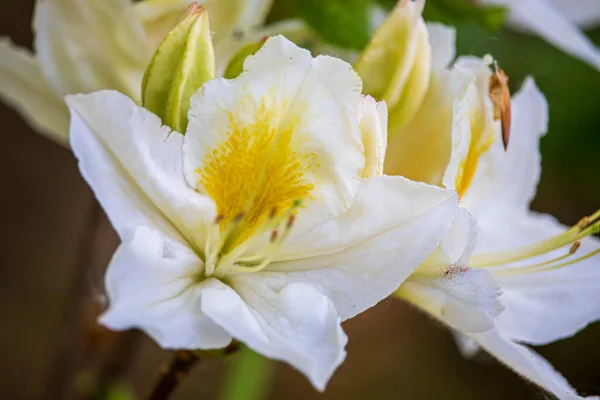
[142,0,215,132]
[185,3,205,16]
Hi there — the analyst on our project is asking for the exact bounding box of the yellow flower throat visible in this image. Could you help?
[197,99,316,255]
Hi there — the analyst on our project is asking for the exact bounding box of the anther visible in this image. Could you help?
[270,229,279,243]
[214,214,225,224]
[577,216,590,230]
[233,212,245,222]
[269,207,278,219]
[286,214,296,230]
[569,241,581,254]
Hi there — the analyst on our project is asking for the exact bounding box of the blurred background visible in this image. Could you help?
[1,0,599,399]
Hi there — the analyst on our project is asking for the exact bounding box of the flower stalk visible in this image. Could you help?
[147,351,199,400]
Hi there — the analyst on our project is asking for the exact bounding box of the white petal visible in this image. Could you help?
[201,278,346,391]
[33,0,149,99]
[100,225,232,349]
[477,211,600,345]
[461,77,548,218]
[452,331,480,358]
[359,95,388,178]
[0,38,69,145]
[439,268,504,332]
[280,176,457,259]
[547,0,600,28]
[399,280,596,398]
[413,206,476,272]
[442,207,479,266]
[67,91,214,246]
[427,23,456,70]
[184,35,364,229]
[486,0,600,70]
[401,209,504,333]
[470,329,596,399]
[441,56,498,196]
[269,176,458,320]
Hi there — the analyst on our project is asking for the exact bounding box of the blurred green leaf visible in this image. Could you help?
[293,0,371,50]
[219,346,274,400]
[103,382,136,400]
[377,0,507,32]
[424,0,507,32]
[375,0,395,9]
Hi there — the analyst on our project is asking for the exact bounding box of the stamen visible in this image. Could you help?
[269,207,278,219]
[234,212,246,222]
[539,247,600,271]
[203,216,223,276]
[570,241,581,254]
[211,200,302,277]
[270,229,279,243]
[497,244,579,276]
[470,210,600,269]
[287,214,296,230]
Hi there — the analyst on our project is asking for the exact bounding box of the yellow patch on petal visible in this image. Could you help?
[455,118,496,198]
[197,98,316,247]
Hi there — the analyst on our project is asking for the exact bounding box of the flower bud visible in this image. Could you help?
[141,3,216,133]
[223,38,267,79]
[354,0,431,132]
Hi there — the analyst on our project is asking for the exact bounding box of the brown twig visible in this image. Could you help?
[146,351,200,400]
[146,343,241,400]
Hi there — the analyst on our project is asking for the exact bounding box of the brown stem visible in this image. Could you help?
[146,351,200,400]
[146,343,241,400]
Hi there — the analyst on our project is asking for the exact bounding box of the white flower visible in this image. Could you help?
[66,36,458,390]
[0,0,274,145]
[483,0,600,71]
[393,28,600,398]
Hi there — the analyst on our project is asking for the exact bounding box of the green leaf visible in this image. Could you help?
[293,0,371,50]
[423,0,507,32]
[377,0,508,32]
[375,0,396,10]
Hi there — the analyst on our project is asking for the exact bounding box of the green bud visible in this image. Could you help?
[142,3,216,133]
[223,38,267,79]
[354,0,431,132]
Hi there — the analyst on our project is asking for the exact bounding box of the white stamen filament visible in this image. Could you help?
[202,202,300,278]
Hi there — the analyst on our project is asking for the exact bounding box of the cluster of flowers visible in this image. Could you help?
[1,0,599,398]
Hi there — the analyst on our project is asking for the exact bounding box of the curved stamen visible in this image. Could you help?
[470,210,600,268]
[206,201,301,277]
[495,241,581,276]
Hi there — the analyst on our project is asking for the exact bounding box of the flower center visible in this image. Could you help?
[196,99,316,277]
[469,210,600,275]
[203,201,300,278]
